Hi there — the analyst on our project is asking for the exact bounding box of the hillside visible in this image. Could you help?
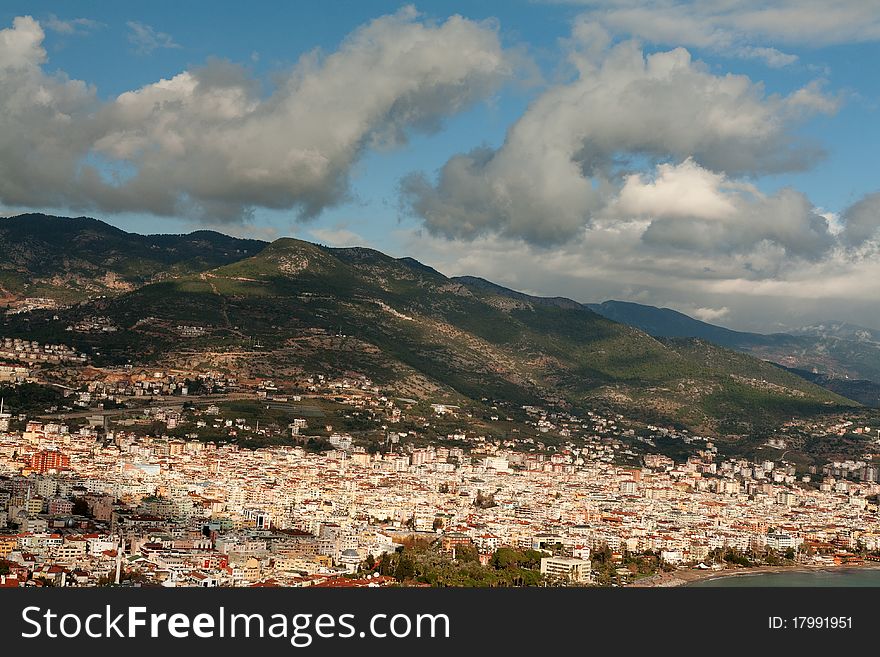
[585,300,779,347]
[780,367,880,408]
[2,231,855,437]
[588,299,880,389]
[0,213,266,305]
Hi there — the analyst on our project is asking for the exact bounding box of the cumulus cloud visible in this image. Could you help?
[0,16,100,209]
[396,197,880,332]
[389,8,876,330]
[403,40,837,246]
[126,21,181,55]
[840,192,880,247]
[0,10,512,222]
[623,160,835,259]
[610,158,740,221]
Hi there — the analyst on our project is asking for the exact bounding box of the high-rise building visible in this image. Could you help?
[30,449,70,474]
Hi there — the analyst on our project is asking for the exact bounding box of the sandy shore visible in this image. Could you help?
[627,562,880,587]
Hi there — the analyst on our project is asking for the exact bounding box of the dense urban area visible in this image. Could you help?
[3,338,880,589]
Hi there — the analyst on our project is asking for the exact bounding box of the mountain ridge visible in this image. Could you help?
[0,213,267,304]
[0,214,855,440]
[587,299,880,400]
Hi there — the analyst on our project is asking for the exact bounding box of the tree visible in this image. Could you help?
[304,437,331,453]
[592,543,613,564]
[491,548,521,570]
[474,489,496,509]
[454,543,479,563]
[71,497,91,517]
[490,547,543,570]
[378,552,395,576]
[394,554,415,581]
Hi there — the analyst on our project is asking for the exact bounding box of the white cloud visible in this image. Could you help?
[0,15,49,67]
[691,306,730,322]
[0,10,512,223]
[841,192,880,247]
[610,158,739,221]
[734,46,797,68]
[630,163,835,259]
[0,16,99,209]
[403,40,837,245]
[44,15,103,36]
[551,1,880,52]
[126,21,181,55]
[309,226,366,247]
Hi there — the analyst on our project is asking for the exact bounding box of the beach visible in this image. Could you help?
[627,563,880,587]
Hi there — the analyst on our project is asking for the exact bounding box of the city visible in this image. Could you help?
[2,1,879,651]
[2,353,879,588]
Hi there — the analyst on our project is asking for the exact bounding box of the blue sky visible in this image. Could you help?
[1,2,880,330]
[0,1,571,241]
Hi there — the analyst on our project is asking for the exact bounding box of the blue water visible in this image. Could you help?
[689,568,880,587]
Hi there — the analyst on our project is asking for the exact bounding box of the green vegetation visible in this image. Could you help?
[0,213,265,302]
[0,383,67,413]
[0,217,859,438]
[368,539,547,587]
[591,544,673,585]
[707,547,761,568]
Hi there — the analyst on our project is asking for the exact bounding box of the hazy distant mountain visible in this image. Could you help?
[792,322,880,344]
[779,367,880,408]
[587,299,880,394]
[584,300,783,348]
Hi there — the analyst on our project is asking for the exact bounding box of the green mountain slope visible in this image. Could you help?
[0,213,266,303]
[8,234,854,437]
[585,300,785,347]
[587,299,880,393]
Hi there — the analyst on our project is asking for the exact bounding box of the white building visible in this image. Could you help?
[540,556,592,583]
[766,532,802,551]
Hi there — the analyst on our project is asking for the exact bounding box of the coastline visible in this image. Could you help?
[627,562,880,588]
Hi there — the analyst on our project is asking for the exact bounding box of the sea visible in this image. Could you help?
[688,568,880,587]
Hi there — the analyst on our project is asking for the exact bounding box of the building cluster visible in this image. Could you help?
[80,370,239,400]
[175,326,208,338]
[0,338,86,365]
[0,363,30,384]
[66,316,119,333]
[1,398,878,587]
[4,298,61,315]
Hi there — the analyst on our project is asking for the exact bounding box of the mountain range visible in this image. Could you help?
[0,213,265,304]
[587,300,880,406]
[0,214,862,438]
